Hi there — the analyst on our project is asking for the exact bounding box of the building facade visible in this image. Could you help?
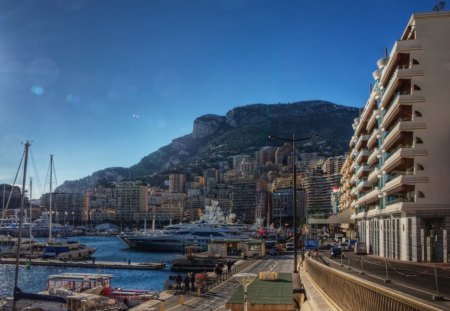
[344,12,450,262]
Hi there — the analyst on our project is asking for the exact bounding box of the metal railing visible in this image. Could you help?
[304,257,441,311]
[199,259,256,293]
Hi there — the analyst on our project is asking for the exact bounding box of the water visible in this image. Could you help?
[0,236,178,297]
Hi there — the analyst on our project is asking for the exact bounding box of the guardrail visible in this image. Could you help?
[199,259,256,293]
[304,257,441,311]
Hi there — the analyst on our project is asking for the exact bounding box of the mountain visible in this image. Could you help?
[56,100,358,193]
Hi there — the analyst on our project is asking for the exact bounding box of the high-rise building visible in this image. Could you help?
[169,174,186,193]
[343,12,450,262]
[115,181,148,223]
[232,181,256,223]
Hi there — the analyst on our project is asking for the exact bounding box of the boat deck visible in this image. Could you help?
[0,258,166,270]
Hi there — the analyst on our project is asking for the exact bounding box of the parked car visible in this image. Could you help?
[330,247,342,258]
[340,242,349,251]
[354,242,367,255]
[285,242,294,251]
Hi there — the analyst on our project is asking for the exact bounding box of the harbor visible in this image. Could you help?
[0,236,176,297]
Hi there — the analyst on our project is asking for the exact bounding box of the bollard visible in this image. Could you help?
[432,264,444,300]
[359,258,365,275]
[160,301,165,311]
[340,254,343,266]
[179,294,184,305]
[347,257,351,270]
[384,258,391,283]
[197,287,201,297]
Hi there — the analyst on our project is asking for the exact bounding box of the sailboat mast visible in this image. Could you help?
[13,140,31,310]
[29,177,33,239]
[49,154,53,241]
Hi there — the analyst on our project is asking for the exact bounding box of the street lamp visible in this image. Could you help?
[269,134,314,273]
[233,273,257,311]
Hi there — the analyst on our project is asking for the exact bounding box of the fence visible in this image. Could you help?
[199,259,256,293]
[304,257,441,311]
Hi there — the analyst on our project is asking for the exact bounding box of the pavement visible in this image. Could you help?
[130,253,337,311]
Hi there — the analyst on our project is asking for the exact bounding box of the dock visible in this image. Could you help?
[0,258,166,270]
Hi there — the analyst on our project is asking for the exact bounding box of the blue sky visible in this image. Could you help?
[0,0,436,195]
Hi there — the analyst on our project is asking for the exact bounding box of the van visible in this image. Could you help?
[354,242,367,255]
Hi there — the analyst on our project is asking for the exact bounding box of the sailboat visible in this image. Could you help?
[0,141,69,311]
[41,154,96,260]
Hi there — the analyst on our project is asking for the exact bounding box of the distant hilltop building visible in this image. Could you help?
[341,12,450,262]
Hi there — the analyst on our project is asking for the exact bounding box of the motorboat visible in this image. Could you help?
[43,272,159,307]
[42,240,96,260]
[118,225,252,252]
[0,235,45,258]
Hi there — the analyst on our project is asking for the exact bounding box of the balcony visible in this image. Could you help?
[366,109,380,132]
[382,147,427,172]
[349,135,358,147]
[383,201,416,215]
[355,149,370,164]
[377,56,389,70]
[367,167,380,184]
[367,128,380,149]
[372,69,382,80]
[355,135,369,151]
[380,40,422,84]
[350,174,357,185]
[357,187,380,206]
[379,68,424,110]
[382,174,429,195]
[356,164,370,178]
[356,179,370,192]
[367,148,381,166]
[352,118,360,130]
[382,120,427,150]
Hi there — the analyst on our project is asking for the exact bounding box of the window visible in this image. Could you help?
[417,191,425,198]
[415,137,423,144]
[414,110,422,117]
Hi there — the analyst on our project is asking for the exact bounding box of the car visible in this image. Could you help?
[330,247,343,258]
[269,248,283,256]
[285,242,294,251]
[340,242,349,251]
[354,242,368,255]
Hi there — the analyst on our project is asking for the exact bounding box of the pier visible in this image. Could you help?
[0,258,166,270]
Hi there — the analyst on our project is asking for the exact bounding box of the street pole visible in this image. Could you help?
[269,134,315,274]
[292,133,298,273]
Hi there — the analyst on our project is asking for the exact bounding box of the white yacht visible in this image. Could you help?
[118,201,254,252]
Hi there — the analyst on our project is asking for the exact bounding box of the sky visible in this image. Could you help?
[0,0,437,196]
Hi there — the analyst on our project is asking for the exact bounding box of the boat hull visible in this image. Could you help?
[118,235,207,252]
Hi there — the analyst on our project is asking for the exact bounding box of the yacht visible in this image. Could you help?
[118,225,252,252]
[42,240,96,260]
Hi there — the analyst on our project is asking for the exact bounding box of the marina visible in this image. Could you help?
[0,235,176,297]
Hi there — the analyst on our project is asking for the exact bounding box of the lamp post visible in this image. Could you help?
[269,134,313,273]
[234,273,257,311]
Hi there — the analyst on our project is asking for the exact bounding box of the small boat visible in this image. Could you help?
[42,240,96,260]
[0,287,67,311]
[44,272,159,307]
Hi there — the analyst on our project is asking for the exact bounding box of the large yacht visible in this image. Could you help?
[118,201,254,252]
[118,225,252,252]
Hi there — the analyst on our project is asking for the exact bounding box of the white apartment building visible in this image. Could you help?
[344,12,450,262]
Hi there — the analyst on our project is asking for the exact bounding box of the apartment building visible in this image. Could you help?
[345,12,450,262]
[115,181,148,223]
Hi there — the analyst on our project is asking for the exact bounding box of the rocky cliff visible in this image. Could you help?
[56,100,358,193]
